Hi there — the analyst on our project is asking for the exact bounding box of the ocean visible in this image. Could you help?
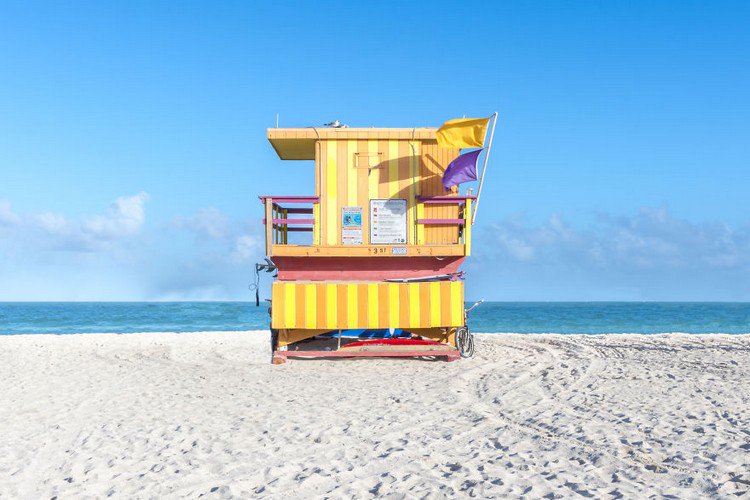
[1,302,749,335]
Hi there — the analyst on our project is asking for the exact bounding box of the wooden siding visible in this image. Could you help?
[418,142,461,244]
[271,281,464,330]
[318,139,440,246]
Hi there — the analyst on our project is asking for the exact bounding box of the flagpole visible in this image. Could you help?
[471,111,498,225]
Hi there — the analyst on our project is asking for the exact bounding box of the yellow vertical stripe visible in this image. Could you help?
[347,140,358,206]
[408,282,420,327]
[325,284,337,329]
[367,283,378,328]
[464,199,472,256]
[449,281,463,326]
[271,283,283,328]
[284,283,296,328]
[407,141,419,244]
[304,284,316,329]
[388,283,399,327]
[346,284,358,329]
[312,203,320,245]
[326,140,338,245]
[367,139,379,203]
[387,141,399,197]
[429,281,441,326]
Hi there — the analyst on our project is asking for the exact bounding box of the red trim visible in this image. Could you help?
[341,338,447,348]
[274,350,461,361]
[262,218,315,225]
[274,256,464,281]
[258,196,319,204]
[417,195,476,204]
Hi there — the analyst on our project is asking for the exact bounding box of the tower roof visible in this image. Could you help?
[267,127,438,160]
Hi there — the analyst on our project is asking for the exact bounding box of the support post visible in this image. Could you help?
[472,112,498,225]
[464,199,472,256]
[312,203,320,245]
[265,198,273,256]
[416,201,425,245]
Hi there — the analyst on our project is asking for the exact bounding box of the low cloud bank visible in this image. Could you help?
[485,207,749,272]
[1,198,747,300]
[471,207,750,300]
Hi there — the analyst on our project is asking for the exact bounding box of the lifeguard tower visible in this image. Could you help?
[259,116,496,363]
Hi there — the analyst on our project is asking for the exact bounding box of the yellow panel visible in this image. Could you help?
[408,282,420,327]
[367,283,379,329]
[347,140,358,206]
[272,281,463,331]
[429,281,441,326]
[346,284,358,329]
[325,284,337,329]
[387,141,399,197]
[388,283,400,327]
[367,139,379,202]
[304,284,316,329]
[283,283,296,328]
[326,140,338,245]
[271,282,283,328]
[450,281,464,326]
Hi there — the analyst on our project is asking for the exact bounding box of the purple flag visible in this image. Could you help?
[442,149,482,192]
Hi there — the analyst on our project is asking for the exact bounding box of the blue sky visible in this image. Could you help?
[0,1,748,301]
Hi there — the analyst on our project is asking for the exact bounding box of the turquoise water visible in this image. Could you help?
[1,302,749,335]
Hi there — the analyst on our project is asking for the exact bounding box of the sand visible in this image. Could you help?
[0,331,748,498]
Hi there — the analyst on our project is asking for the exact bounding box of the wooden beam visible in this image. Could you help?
[269,244,466,258]
[263,218,315,225]
[258,195,319,204]
[417,195,476,204]
[417,219,466,225]
[264,199,273,256]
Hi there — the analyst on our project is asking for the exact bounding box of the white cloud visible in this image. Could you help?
[82,191,149,240]
[0,192,150,256]
[231,234,259,263]
[484,207,750,273]
[34,212,67,234]
[172,207,230,240]
[0,200,20,226]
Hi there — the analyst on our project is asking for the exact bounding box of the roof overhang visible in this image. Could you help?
[267,127,438,160]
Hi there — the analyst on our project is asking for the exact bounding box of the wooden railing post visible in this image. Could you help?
[265,198,274,256]
[282,208,288,244]
[313,202,320,245]
[464,199,472,256]
[416,201,425,245]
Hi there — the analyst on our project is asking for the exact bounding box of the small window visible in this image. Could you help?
[354,152,383,169]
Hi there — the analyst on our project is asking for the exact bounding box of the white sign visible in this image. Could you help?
[370,199,407,245]
[341,206,363,245]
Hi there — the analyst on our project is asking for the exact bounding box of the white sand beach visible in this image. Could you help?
[1,331,748,498]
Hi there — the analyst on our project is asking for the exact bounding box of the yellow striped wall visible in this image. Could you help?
[317,139,458,246]
[418,142,461,244]
[271,281,465,330]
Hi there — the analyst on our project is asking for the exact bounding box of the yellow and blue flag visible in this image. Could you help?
[436,117,490,148]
